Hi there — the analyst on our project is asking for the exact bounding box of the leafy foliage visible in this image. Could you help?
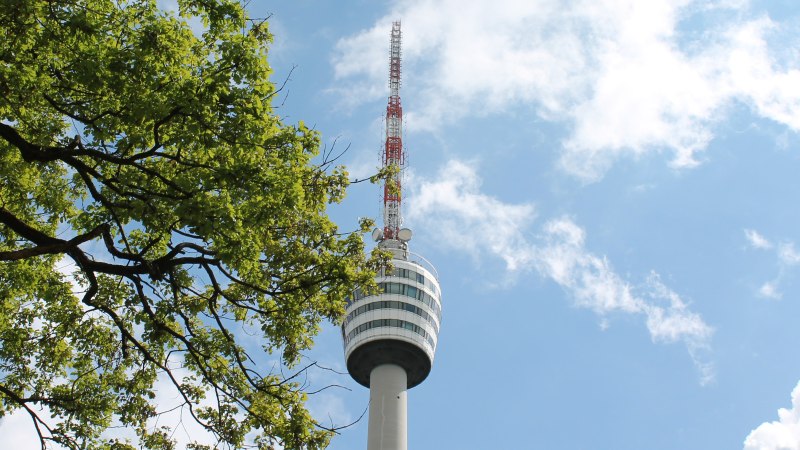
[0,1,380,448]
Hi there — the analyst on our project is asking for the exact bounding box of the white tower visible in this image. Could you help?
[342,21,442,450]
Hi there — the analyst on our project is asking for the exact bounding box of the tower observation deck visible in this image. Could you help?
[342,21,442,450]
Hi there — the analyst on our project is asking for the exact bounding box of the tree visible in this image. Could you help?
[0,1,381,448]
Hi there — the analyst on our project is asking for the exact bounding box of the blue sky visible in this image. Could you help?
[2,1,800,449]
[256,1,800,449]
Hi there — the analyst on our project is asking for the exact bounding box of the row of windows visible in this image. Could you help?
[343,300,439,334]
[348,282,441,319]
[343,318,436,350]
[377,282,442,317]
[381,266,441,297]
[347,266,441,308]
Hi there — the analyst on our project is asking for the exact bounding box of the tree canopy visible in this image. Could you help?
[0,1,380,448]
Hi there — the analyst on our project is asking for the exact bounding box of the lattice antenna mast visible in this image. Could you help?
[344,22,443,450]
[382,21,404,241]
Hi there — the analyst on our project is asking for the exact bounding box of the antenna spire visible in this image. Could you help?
[382,21,404,241]
[343,22,443,450]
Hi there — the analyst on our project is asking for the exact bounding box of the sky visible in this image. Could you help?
[3,0,800,449]
[257,1,800,449]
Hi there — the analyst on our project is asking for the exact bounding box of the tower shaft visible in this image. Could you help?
[367,364,408,450]
[383,21,403,241]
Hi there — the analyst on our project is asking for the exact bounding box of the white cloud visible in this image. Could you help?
[406,159,537,271]
[535,218,714,383]
[778,243,800,266]
[746,229,773,250]
[333,0,800,180]
[745,230,800,299]
[744,380,800,450]
[408,160,714,381]
[758,282,782,300]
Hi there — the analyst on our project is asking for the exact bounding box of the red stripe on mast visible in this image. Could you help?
[383,21,404,240]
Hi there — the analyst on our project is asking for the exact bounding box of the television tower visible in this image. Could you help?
[342,21,442,450]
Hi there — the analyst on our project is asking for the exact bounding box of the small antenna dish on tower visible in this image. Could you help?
[371,228,384,242]
[397,228,413,242]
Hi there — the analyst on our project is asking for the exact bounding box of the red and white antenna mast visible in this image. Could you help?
[382,21,404,241]
[344,22,443,450]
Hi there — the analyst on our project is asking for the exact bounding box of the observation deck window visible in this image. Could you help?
[346,281,442,318]
[343,318,436,350]
[343,300,439,333]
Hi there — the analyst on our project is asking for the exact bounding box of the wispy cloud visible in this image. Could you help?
[745,229,773,250]
[744,229,800,299]
[758,282,782,300]
[333,0,800,181]
[535,218,714,384]
[743,380,800,450]
[408,160,714,382]
[407,159,536,271]
[778,243,800,266]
